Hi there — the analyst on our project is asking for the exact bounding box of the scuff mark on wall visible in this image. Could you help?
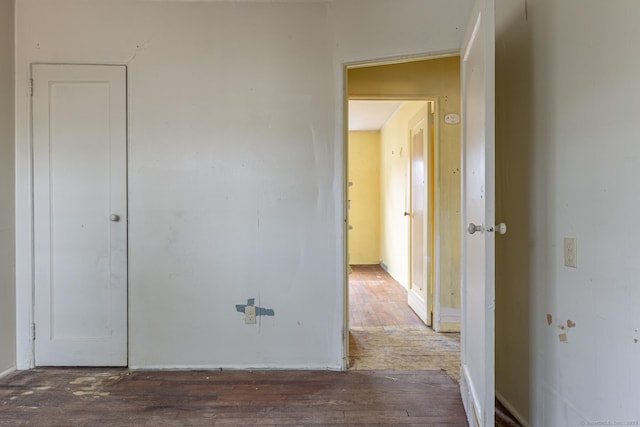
[567,320,576,328]
[235,298,275,317]
[546,313,553,325]
[127,39,152,64]
[559,333,568,343]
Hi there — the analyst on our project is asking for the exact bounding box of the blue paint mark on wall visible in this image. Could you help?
[235,298,275,317]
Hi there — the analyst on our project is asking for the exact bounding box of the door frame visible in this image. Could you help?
[342,53,455,368]
[25,62,130,367]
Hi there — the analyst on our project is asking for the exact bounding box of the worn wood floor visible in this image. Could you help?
[0,264,469,426]
[0,368,467,426]
[348,265,460,380]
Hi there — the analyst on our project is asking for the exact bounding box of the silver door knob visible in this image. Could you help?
[468,223,484,234]
[110,214,120,222]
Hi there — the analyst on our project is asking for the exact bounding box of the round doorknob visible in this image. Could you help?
[495,223,507,235]
[110,214,121,222]
[468,223,484,234]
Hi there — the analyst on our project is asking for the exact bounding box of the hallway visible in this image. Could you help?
[348,265,460,380]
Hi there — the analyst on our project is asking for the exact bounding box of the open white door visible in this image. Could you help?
[408,105,431,326]
[33,64,128,366]
[460,0,496,426]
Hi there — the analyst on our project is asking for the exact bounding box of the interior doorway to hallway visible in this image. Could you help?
[345,55,463,377]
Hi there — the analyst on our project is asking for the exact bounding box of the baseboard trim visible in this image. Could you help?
[460,364,480,426]
[0,366,17,380]
[407,289,428,324]
[496,391,530,427]
[128,364,343,371]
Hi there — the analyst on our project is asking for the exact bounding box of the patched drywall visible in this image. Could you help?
[0,0,16,377]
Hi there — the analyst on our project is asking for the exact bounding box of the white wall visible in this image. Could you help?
[15,0,472,369]
[0,0,16,377]
[496,0,640,424]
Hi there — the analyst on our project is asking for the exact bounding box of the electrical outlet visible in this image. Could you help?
[564,237,577,268]
[244,306,256,324]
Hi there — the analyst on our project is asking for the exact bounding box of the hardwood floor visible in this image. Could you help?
[0,368,467,426]
[349,265,425,329]
[0,265,469,426]
[348,265,460,380]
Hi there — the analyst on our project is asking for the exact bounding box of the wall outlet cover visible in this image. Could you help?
[244,306,256,324]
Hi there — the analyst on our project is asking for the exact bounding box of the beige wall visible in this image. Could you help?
[379,101,425,286]
[496,0,640,424]
[0,0,16,376]
[348,131,381,265]
[349,57,461,331]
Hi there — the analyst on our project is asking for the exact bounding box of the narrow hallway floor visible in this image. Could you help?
[348,265,460,381]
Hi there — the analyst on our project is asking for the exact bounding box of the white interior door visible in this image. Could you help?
[33,64,127,366]
[408,105,431,325]
[460,0,495,425]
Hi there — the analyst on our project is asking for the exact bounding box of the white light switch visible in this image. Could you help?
[564,238,577,268]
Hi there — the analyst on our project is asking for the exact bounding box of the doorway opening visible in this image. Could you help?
[345,56,462,379]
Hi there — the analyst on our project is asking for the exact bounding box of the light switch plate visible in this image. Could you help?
[564,238,577,268]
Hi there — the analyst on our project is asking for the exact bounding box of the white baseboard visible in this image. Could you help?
[496,390,530,427]
[128,363,342,371]
[460,364,480,426]
[407,289,428,324]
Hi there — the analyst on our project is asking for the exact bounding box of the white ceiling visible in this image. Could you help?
[348,100,403,132]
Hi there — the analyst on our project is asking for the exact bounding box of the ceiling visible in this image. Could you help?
[348,100,403,132]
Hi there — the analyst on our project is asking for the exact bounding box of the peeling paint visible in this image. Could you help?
[546,314,553,325]
[235,298,275,317]
[558,325,565,330]
[559,333,568,343]
[567,320,576,328]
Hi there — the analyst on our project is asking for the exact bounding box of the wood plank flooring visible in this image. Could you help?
[348,265,460,380]
[349,265,425,329]
[0,368,467,426]
[0,264,469,426]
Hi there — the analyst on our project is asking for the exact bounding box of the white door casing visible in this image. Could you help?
[460,0,496,425]
[32,64,127,366]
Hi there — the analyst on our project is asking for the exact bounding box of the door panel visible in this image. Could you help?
[408,107,430,325]
[460,0,495,425]
[33,64,127,366]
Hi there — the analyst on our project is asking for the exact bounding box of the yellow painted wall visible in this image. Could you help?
[349,57,461,331]
[347,131,381,265]
[379,101,426,287]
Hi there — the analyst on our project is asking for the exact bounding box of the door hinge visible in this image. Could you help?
[29,78,33,97]
[32,323,36,340]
